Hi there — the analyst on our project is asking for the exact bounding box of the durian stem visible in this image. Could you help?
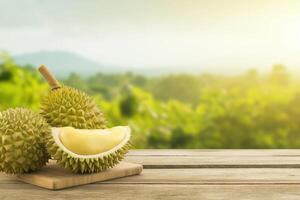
[38,65,61,90]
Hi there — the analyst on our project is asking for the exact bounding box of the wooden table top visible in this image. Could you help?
[2,149,300,200]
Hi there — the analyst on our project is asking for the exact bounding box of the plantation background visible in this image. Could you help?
[1,52,300,149]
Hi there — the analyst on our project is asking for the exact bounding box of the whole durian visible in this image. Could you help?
[0,108,50,174]
[38,65,106,129]
[46,126,131,173]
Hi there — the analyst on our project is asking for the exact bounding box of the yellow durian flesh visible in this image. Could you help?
[58,126,129,155]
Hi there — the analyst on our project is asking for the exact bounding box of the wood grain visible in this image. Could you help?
[128,149,300,156]
[125,150,300,168]
[0,184,300,200]
[17,161,143,190]
[106,168,300,184]
[1,150,300,199]
[4,168,300,185]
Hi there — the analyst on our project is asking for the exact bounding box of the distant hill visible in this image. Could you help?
[13,51,124,78]
[12,51,196,77]
[13,50,299,78]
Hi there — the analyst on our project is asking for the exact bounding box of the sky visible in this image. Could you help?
[1,0,300,72]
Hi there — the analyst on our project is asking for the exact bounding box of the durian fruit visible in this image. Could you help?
[46,126,131,173]
[38,65,106,129]
[0,108,50,174]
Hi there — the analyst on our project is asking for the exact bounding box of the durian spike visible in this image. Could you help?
[39,65,61,90]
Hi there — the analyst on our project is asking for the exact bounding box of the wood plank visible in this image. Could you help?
[128,149,300,156]
[125,155,300,168]
[1,149,300,199]
[3,168,300,185]
[125,150,300,168]
[0,184,300,200]
[17,161,142,190]
[0,173,19,184]
[105,168,300,184]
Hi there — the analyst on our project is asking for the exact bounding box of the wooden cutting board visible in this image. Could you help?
[17,160,143,190]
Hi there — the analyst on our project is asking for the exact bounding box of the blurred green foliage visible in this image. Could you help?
[0,52,48,110]
[1,53,300,149]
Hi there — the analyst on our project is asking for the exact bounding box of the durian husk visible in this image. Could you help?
[40,86,106,129]
[0,108,50,174]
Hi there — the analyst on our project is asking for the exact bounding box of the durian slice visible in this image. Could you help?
[47,126,131,173]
